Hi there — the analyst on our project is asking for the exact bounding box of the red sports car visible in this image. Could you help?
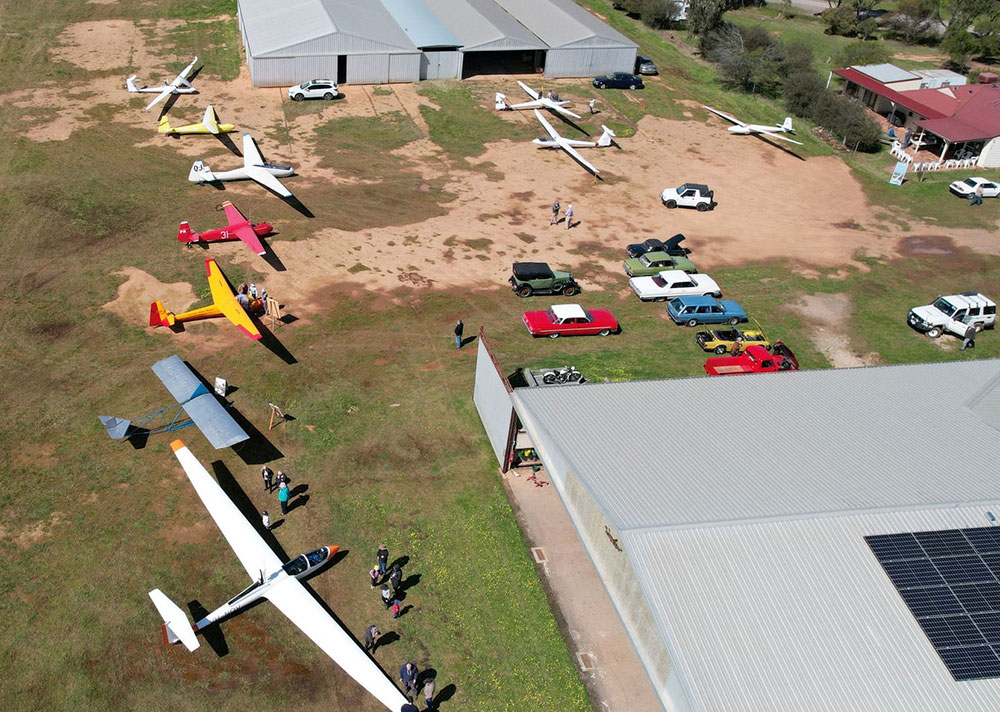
[522,304,619,338]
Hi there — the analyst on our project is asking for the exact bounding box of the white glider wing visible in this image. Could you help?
[517,80,541,101]
[703,105,744,127]
[145,85,175,112]
[758,130,803,146]
[266,581,411,712]
[176,56,198,88]
[534,109,560,141]
[246,167,293,198]
[242,132,266,167]
[171,440,283,579]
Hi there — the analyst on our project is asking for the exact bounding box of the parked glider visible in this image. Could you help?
[98,355,248,449]
[149,258,262,340]
[149,441,412,712]
[504,81,581,119]
[189,133,296,198]
[178,201,272,256]
[159,105,235,135]
[126,57,199,111]
[702,106,802,145]
[532,109,613,178]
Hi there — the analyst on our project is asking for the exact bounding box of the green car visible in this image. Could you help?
[623,251,696,277]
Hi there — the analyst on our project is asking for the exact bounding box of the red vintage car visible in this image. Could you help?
[522,303,619,338]
[704,341,798,375]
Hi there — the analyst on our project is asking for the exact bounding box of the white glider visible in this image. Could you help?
[188,133,296,198]
[148,440,412,712]
[702,105,803,145]
[126,57,199,112]
[505,80,581,119]
[532,109,613,178]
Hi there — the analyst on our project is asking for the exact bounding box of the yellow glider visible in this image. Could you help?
[149,258,262,340]
[158,106,236,135]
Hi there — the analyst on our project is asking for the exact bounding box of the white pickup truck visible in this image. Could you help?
[908,293,996,338]
[629,269,721,302]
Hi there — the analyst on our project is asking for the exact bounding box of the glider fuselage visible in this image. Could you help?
[213,164,295,183]
[193,546,336,632]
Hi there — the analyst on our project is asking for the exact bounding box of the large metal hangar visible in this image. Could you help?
[421,0,547,78]
[492,0,637,78]
[475,342,1000,712]
[237,0,421,87]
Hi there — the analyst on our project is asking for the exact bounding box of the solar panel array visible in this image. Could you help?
[867,526,1000,681]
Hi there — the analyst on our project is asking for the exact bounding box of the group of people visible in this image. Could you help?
[362,546,440,708]
[236,281,268,315]
[550,200,574,229]
[259,465,292,529]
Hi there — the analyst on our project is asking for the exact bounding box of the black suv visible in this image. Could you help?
[509,262,580,298]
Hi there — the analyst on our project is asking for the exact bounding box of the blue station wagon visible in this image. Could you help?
[667,296,747,327]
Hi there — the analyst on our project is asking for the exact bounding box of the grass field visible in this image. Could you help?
[2,0,1000,711]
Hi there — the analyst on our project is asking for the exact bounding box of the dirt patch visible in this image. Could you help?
[102,267,198,332]
[14,512,63,549]
[787,293,879,368]
[897,234,957,257]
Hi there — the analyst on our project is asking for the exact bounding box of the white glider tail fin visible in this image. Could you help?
[126,76,140,93]
[781,117,793,132]
[149,589,200,651]
[203,105,220,134]
[597,125,616,147]
[189,159,215,183]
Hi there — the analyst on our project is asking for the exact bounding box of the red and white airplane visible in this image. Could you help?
[178,201,273,256]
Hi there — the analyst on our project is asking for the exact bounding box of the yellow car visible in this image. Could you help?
[695,327,771,354]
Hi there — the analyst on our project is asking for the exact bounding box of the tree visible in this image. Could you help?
[640,0,679,28]
[885,0,938,44]
[822,3,859,36]
[688,0,739,42]
[782,42,815,75]
[707,24,786,93]
[783,69,826,116]
[835,39,892,67]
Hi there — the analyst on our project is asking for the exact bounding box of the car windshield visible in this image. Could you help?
[963,178,977,187]
[299,82,310,89]
[652,275,667,287]
[546,308,557,322]
[932,298,957,317]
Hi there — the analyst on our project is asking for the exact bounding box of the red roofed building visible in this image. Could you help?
[834,64,1000,168]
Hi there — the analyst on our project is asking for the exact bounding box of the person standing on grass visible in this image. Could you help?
[377,544,389,578]
[400,662,420,701]
[381,584,393,609]
[389,563,403,595]
[454,319,464,349]
[423,677,436,709]
[392,599,401,619]
[971,183,984,207]
[564,203,574,230]
[962,322,977,350]
[550,199,560,225]
[276,470,288,488]
[278,481,289,515]
[363,624,380,653]
[588,98,596,115]
[370,566,381,588]
[261,510,270,531]
[261,465,273,493]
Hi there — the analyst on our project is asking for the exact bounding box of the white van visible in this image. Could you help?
[908,293,996,338]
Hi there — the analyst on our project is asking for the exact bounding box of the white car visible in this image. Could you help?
[287,79,340,101]
[949,177,1000,198]
[908,292,996,338]
[629,270,721,302]
[660,182,715,211]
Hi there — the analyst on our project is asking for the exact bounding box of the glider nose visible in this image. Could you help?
[326,545,340,558]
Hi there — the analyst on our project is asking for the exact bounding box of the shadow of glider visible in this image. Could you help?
[99,355,248,449]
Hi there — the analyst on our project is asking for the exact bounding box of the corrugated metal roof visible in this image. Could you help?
[512,360,1000,531]
[380,0,460,49]
[855,63,920,84]
[491,0,636,49]
[420,0,546,52]
[238,0,417,57]
[625,505,1000,712]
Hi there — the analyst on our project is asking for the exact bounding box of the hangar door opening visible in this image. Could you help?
[337,56,347,84]
[462,50,543,78]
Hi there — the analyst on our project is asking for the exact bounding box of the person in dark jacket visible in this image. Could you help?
[363,624,380,652]
[454,320,464,349]
[377,545,389,577]
[388,564,403,594]
[962,322,977,350]
[399,662,420,700]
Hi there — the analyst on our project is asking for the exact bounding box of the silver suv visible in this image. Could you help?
[288,79,339,101]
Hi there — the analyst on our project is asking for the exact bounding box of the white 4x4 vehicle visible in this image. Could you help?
[629,269,721,301]
[288,79,339,101]
[908,293,996,338]
[660,182,715,211]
